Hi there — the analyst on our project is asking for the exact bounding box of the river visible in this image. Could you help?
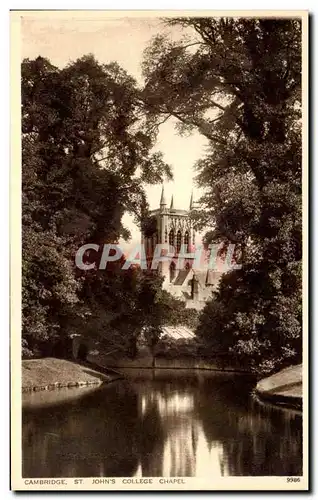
[22,369,302,478]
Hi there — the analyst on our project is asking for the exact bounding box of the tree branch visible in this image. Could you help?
[178,41,206,50]
[210,100,226,112]
[169,110,226,145]
[146,114,172,134]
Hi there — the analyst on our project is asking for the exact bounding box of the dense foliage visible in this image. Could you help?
[108,271,199,359]
[22,55,173,357]
[141,18,302,374]
[22,17,303,376]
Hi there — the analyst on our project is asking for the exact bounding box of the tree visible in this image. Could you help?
[22,55,172,356]
[105,267,199,362]
[141,18,302,374]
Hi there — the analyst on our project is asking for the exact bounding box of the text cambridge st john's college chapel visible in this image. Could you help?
[141,186,223,311]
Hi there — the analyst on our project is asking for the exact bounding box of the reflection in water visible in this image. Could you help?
[22,370,302,478]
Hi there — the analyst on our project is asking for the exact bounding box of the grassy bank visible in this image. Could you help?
[22,358,113,392]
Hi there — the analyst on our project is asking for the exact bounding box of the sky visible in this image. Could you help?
[21,15,208,250]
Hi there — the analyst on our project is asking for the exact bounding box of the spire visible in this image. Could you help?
[189,190,194,210]
[160,184,167,207]
[170,194,174,209]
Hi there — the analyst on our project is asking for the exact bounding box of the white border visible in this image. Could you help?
[5,4,313,497]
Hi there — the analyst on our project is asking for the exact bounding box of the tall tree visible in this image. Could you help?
[22,55,171,356]
[141,18,302,374]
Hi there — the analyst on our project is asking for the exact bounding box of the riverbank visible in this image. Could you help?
[255,364,302,410]
[22,358,116,392]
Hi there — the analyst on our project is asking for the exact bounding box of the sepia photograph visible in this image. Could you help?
[10,10,308,491]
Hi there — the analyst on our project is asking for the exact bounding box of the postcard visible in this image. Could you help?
[11,10,308,491]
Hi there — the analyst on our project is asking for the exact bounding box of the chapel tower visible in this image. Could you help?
[141,186,196,284]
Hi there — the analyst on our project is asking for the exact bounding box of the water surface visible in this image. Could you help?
[22,369,302,477]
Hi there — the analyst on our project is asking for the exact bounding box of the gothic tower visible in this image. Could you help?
[141,186,196,284]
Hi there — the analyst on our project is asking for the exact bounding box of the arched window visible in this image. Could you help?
[169,229,174,248]
[184,231,189,251]
[176,230,182,253]
[170,261,176,282]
